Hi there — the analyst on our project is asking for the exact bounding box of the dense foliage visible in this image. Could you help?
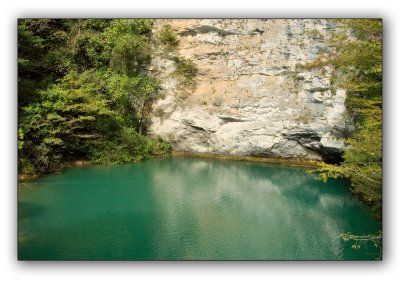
[315,19,382,219]
[18,19,171,177]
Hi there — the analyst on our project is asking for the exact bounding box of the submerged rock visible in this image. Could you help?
[149,19,349,162]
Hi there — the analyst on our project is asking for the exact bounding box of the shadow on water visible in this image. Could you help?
[18,201,45,220]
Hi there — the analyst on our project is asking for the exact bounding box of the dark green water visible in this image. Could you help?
[18,157,381,260]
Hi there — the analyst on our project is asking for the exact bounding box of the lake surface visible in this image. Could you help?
[18,157,381,260]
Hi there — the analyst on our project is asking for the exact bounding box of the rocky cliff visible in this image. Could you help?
[149,19,348,162]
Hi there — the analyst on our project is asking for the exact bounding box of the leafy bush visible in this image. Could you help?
[88,127,171,164]
[159,25,178,48]
[18,19,171,176]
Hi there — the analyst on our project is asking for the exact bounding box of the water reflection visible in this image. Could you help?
[18,157,381,260]
[147,158,377,260]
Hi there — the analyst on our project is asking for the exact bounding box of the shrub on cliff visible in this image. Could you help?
[172,56,198,88]
[159,24,178,48]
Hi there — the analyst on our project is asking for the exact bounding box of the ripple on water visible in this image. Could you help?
[18,157,381,260]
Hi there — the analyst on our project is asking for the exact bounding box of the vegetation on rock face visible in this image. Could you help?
[18,19,171,177]
[158,24,178,49]
[314,19,382,220]
[156,24,198,91]
[172,56,198,88]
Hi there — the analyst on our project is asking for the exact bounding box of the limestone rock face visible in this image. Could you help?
[149,19,348,161]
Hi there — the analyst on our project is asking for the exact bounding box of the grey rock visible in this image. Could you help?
[149,19,350,162]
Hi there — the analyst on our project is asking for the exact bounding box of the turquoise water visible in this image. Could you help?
[18,157,381,260]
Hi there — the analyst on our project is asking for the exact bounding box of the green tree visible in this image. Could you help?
[314,19,382,219]
[107,73,161,134]
[18,19,71,107]
[102,19,162,133]
[18,70,115,174]
[65,19,112,72]
[18,19,170,177]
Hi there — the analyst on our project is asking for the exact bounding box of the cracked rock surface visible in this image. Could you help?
[149,19,348,161]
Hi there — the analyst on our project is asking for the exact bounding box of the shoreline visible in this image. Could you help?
[170,151,320,169]
[18,152,320,182]
[18,159,92,182]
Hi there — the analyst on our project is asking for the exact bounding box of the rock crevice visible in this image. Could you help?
[149,19,349,162]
